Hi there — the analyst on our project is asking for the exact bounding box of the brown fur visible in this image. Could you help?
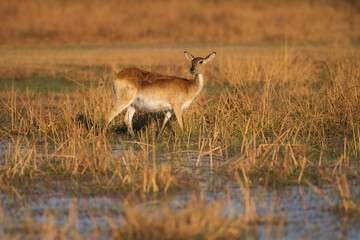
[116,67,190,86]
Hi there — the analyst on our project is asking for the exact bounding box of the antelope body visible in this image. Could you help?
[106,51,216,136]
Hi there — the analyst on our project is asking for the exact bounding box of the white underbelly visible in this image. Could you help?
[131,95,172,113]
[182,100,193,110]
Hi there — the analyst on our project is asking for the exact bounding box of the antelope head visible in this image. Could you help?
[184,51,216,75]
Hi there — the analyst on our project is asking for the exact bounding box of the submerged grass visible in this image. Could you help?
[0,194,261,240]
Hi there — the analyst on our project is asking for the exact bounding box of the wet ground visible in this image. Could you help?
[0,143,360,239]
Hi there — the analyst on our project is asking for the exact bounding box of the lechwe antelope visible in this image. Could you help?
[106,51,216,136]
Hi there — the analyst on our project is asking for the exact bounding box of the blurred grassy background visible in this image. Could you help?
[0,0,359,46]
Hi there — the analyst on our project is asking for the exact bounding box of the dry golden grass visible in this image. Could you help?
[1,43,360,238]
[0,0,359,45]
[1,43,359,182]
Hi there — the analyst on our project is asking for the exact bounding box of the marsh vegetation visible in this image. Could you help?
[1,0,360,239]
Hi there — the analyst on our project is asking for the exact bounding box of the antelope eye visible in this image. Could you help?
[199,60,204,64]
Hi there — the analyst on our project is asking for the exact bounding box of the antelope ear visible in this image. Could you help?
[184,51,195,61]
[204,52,216,63]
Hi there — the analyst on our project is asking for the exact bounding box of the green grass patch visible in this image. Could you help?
[0,76,85,93]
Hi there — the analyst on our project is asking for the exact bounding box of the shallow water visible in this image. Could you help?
[1,181,359,239]
[1,143,360,239]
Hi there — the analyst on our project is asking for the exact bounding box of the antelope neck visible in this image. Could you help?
[194,73,204,89]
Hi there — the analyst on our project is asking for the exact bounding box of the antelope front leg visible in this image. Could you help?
[124,106,136,137]
[159,111,172,134]
[173,107,184,133]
